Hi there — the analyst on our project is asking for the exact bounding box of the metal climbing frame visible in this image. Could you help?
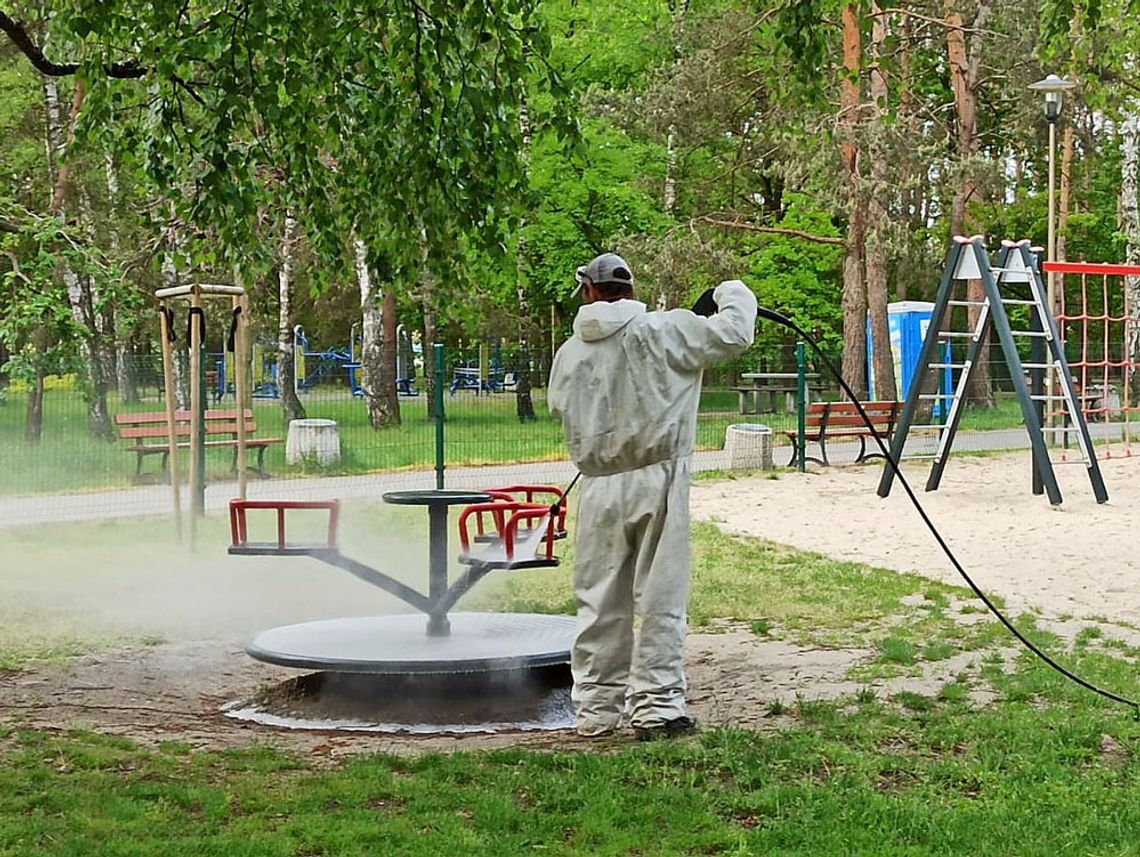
[877,236,1108,506]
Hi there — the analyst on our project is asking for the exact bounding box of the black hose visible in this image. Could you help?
[758,306,1140,717]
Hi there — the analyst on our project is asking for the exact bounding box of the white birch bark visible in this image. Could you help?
[1121,110,1140,393]
[277,213,306,421]
[353,235,392,428]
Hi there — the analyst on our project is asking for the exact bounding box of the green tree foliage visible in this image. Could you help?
[48,0,573,280]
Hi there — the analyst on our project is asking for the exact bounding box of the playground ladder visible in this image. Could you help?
[877,236,1108,506]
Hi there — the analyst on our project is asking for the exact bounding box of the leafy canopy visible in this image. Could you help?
[54,0,573,279]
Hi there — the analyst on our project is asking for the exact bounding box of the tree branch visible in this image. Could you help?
[690,215,845,246]
[0,10,146,78]
[875,6,1002,37]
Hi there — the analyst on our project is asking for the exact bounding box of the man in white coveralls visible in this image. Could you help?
[549,253,757,740]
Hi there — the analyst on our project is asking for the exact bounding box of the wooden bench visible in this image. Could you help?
[783,400,901,466]
[115,408,282,480]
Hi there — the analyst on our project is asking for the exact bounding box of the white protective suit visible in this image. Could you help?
[548,280,757,733]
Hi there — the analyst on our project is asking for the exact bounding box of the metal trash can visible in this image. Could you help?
[725,424,773,471]
[286,418,341,465]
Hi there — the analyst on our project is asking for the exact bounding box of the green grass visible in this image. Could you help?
[5,668,1140,856]
[476,521,981,644]
[950,394,1026,432]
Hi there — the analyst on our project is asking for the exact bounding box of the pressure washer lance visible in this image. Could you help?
[754,304,1140,719]
[550,472,582,520]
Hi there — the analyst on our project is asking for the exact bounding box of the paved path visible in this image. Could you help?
[1,421,1131,530]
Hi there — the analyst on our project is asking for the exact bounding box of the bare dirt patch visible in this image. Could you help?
[0,627,999,756]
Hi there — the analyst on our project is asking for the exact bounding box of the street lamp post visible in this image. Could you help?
[1028,74,1075,438]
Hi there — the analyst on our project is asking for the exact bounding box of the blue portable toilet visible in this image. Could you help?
[867,301,952,416]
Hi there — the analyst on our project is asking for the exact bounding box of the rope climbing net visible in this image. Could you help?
[1047,260,1140,458]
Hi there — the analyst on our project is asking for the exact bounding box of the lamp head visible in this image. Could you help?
[1029,74,1075,124]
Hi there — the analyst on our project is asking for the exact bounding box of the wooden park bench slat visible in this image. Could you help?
[783,400,901,466]
[116,421,259,440]
[115,408,281,480]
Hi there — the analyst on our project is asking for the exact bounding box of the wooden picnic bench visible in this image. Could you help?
[783,400,901,466]
[114,408,282,480]
[734,372,822,414]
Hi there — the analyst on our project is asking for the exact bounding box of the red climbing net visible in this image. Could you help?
[1045,261,1140,458]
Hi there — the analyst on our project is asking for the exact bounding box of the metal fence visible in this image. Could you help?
[1,338,1135,529]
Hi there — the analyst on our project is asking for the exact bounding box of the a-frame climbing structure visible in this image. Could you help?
[877,236,1108,506]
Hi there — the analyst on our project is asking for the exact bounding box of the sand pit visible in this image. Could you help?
[693,451,1140,624]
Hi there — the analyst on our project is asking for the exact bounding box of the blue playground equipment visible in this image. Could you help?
[249,325,421,399]
[294,325,353,390]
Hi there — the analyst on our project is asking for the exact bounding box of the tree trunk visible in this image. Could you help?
[383,286,402,423]
[946,5,994,408]
[1056,122,1076,305]
[515,99,537,422]
[839,2,868,399]
[25,331,47,444]
[1122,109,1140,402]
[25,362,45,442]
[421,268,439,419]
[104,152,138,403]
[44,77,114,438]
[161,251,191,409]
[865,2,896,401]
[515,226,537,422]
[353,236,396,429]
[659,0,689,312]
[277,213,307,423]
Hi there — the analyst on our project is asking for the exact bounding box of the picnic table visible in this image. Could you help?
[734,372,822,415]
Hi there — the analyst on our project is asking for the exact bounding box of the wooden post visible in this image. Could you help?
[189,286,203,545]
[233,291,250,500]
[158,301,183,541]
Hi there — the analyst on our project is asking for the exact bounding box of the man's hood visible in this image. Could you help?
[573,299,646,342]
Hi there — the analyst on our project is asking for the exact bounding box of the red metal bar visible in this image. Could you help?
[1044,261,1140,277]
[458,502,523,553]
[229,502,242,546]
[228,499,340,549]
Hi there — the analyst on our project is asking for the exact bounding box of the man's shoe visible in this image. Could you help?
[576,723,617,739]
[633,716,698,742]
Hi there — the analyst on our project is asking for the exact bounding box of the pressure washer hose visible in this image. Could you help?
[757,306,1139,717]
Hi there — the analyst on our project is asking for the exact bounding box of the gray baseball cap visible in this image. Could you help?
[584,253,634,288]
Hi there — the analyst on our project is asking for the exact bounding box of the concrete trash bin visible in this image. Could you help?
[286,418,341,465]
[725,424,773,470]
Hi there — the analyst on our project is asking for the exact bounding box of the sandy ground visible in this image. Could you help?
[2,449,1136,755]
[693,450,1140,624]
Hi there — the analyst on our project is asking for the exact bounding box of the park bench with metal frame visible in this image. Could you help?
[114,408,281,480]
[783,400,901,466]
